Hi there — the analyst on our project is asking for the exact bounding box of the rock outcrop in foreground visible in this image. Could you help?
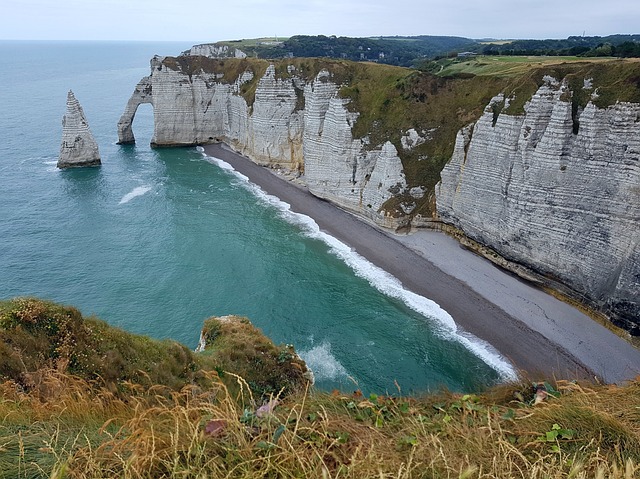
[58,90,101,169]
[2,298,639,478]
[0,298,310,399]
[197,315,314,396]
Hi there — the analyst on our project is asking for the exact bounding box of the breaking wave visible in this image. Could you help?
[299,342,349,381]
[201,150,517,381]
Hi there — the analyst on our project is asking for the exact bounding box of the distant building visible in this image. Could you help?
[457,52,477,58]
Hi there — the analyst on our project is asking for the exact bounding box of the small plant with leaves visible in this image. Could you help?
[539,423,576,453]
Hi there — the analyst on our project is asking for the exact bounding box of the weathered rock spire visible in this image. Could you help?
[58,90,101,169]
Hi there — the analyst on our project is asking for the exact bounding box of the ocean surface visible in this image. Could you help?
[0,41,513,394]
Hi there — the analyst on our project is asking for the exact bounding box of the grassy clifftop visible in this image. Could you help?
[0,298,309,400]
[1,298,639,478]
[164,55,640,218]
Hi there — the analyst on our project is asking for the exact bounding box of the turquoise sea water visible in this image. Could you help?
[0,41,510,394]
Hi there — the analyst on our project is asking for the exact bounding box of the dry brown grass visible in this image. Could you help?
[2,299,639,478]
[2,372,640,478]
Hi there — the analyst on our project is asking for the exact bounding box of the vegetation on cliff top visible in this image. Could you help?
[476,34,640,58]
[199,315,310,399]
[421,56,640,110]
[214,35,479,67]
[161,55,640,218]
[204,34,640,67]
[1,298,639,478]
[0,298,308,400]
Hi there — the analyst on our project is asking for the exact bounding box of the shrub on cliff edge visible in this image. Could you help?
[1,298,639,478]
[199,315,312,400]
[0,298,199,392]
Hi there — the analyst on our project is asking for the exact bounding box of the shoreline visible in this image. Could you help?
[202,143,640,384]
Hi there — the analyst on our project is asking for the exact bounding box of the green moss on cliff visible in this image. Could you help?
[427,58,640,115]
[161,55,640,218]
[0,298,198,391]
[334,67,508,216]
[162,56,269,107]
[199,316,310,399]
[274,57,357,84]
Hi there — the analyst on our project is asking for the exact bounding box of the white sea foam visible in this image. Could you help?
[207,155,236,171]
[299,343,348,381]
[119,185,152,204]
[44,158,59,173]
[201,151,518,381]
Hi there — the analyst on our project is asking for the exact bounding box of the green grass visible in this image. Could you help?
[0,298,200,392]
[216,37,289,48]
[1,298,640,478]
[337,66,508,216]
[0,298,309,400]
[425,55,621,77]
[161,57,269,107]
[199,315,311,400]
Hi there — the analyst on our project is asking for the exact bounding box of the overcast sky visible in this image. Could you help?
[2,0,638,42]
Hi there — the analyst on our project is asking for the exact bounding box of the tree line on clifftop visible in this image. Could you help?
[477,35,640,58]
[233,34,640,67]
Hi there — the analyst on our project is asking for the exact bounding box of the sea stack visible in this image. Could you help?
[58,90,101,169]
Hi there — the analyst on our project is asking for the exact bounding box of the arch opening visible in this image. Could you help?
[117,76,153,145]
[130,103,154,147]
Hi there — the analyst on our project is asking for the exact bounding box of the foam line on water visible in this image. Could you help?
[201,151,517,381]
[119,185,152,204]
[0,157,48,172]
[298,343,348,381]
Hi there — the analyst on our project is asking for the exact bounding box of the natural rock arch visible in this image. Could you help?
[117,76,152,144]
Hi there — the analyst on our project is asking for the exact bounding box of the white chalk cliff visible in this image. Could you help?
[185,44,247,59]
[118,57,406,226]
[436,78,640,330]
[118,56,639,330]
[58,90,101,169]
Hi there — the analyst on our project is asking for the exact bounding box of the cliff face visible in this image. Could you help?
[185,44,247,58]
[118,55,639,331]
[436,78,640,330]
[301,71,406,224]
[118,57,407,226]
